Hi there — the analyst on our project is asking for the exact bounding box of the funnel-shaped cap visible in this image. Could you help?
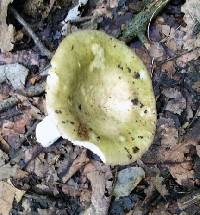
[44,30,156,165]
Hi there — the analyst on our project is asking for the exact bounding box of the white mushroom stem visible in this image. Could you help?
[36,116,61,147]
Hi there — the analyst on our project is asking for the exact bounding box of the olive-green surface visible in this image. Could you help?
[46,30,157,165]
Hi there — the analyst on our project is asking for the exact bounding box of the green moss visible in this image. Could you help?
[46,30,157,165]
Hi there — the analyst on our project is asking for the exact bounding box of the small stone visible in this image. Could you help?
[113,167,145,198]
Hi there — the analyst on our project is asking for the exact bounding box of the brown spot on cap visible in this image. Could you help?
[118,64,123,70]
[132,146,140,153]
[134,72,140,79]
[131,98,139,105]
[55,110,62,114]
[124,147,132,159]
[127,67,131,73]
[140,103,144,108]
[78,122,89,139]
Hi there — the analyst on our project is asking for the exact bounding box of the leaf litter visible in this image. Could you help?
[0,0,200,214]
[0,0,15,52]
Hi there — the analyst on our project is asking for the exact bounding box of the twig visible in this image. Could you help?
[70,16,93,24]
[158,47,200,66]
[0,97,19,112]
[0,134,10,153]
[10,6,52,59]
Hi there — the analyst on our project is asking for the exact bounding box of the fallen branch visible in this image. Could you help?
[10,6,52,59]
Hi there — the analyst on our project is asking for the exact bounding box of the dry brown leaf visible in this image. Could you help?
[151,174,168,197]
[24,0,55,19]
[83,161,113,215]
[157,117,179,158]
[0,50,39,66]
[148,203,171,215]
[162,88,182,99]
[176,50,200,68]
[161,61,176,75]
[109,0,118,8]
[164,97,186,115]
[62,184,91,203]
[0,149,8,166]
[26,153,59,182]
[180,0,200,62]
[62,149,89,183]
[92,0,113,18]
[0,0,15,52]
[149,42,165,61]
[164,121,200,186]
[161,25,171,37]
[0,180,25,215]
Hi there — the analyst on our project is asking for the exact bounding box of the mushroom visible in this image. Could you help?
[36,30,157,165]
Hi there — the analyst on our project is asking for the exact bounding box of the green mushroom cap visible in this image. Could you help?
[46,30,157,165]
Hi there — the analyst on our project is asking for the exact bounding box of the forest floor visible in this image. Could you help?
[0,0,200,214]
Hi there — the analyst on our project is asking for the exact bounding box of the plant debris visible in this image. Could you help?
[0,0,15,52]
[0,63,29,90]
[0,180,25,215]
[0,0,199,214]
[181,0,200,60]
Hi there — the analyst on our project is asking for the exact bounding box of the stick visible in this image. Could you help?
[10,6,52,59]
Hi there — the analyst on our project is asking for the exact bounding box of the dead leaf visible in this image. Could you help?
[0,164,18,180]
[149,42,165,61]
[177,190,200,213]
[0,64,29,90]
[109,0,118,8]
[92,0,113,18]
[157,117,179,158]
[181,0,200,61]
[161,25,170,37]
[0,50,39,66]
[24,0,56,19]
[164,97,186,115]
[62,184,91,204]
[62,149,89,183]
[83,161,113,215]
[161,61,176,75]
[0,134,10,153]
[151,174,168,197]
[0,0,15,52]
[162,88,182,99]
[26,153,59,183]
[164,120,200,186]
[0,180,25,215]
[0,149,8,166]
[148,203,171,215]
